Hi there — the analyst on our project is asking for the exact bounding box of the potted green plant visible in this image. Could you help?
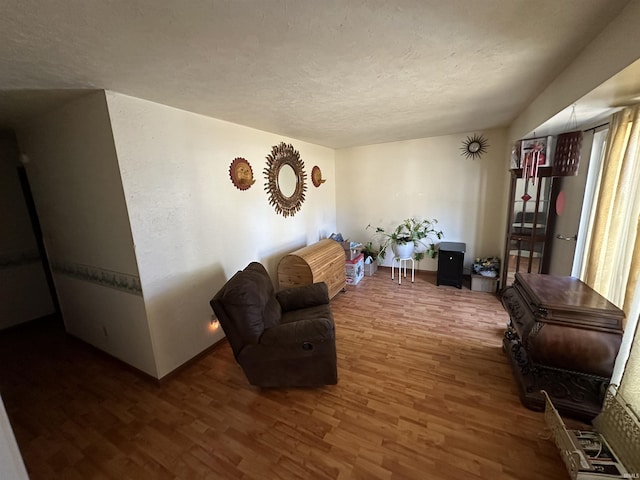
[472,257,500,277]
[366,217,444,262]
[361,242,379,276]
[471,256,501,292]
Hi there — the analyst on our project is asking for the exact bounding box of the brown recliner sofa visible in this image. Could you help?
[210,262,338,387]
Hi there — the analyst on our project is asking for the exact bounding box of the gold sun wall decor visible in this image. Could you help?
[460,133,489,159]
[229,157,255,190]
[264,142,307,217]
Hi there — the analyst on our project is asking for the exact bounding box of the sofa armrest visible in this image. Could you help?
[260,317,334,346]
[276,282,329,312]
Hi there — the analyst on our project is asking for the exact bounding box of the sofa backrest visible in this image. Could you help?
[210,262,282,357]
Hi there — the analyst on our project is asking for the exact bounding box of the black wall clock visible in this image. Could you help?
[461,133,489,159]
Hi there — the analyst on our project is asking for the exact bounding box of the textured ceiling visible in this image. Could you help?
[0,0,631,148]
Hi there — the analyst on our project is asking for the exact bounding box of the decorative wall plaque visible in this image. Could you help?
[311,166,326,187]
[229,157,255,190]
[552,131,583,177]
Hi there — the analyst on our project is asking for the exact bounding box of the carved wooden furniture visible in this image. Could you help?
[502,273,624,420]
[277,239,346,299]
[436,242,466,289]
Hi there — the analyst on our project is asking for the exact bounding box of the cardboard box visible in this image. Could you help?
[471,274,498,292]
[341,241,363,261]
[345,253,364,285]
[363,261,378,276]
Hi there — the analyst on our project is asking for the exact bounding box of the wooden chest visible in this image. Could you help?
[277,239,346,299]
[502,273,624,420]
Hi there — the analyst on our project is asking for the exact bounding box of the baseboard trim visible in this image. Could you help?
[66,331,228,385]
[157,337,229,384]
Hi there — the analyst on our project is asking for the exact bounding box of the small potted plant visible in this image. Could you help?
[472,257,500,277]
[471,256,501,292]
[366,217,444,263]
[361,242,379,276]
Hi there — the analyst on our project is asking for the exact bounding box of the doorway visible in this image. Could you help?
[16,165,60,316]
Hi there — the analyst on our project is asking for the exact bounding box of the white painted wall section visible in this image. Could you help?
[335,128,509,273]
[16,91,157,377]
[509,0,640,141]
[106,91,337,378]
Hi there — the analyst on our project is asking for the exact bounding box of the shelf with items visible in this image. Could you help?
[510,234,548,242]
[502,170,559,290]
[510,166,554,177]
[509,249,543,258]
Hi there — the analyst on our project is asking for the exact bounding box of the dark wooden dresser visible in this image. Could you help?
[501,273,624,420]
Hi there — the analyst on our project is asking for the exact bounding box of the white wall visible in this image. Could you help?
[16,92,157,376]
[335,128,509,272]
[0,132,54,329]
[509,0,640,141]
[0,395,29,480]
[105,92,337,378]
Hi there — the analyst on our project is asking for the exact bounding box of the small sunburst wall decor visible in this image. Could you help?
[229,157,255,190]
[460,133,489,160]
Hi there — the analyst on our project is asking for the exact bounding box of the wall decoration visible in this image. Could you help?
[229,157,255,190]
[521,136,551,184]
[264,142,307,217]
[460,133,489,159]
[311,166,326,187]
[552,131,583,177]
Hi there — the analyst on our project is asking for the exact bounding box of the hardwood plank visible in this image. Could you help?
[0,270,578,479]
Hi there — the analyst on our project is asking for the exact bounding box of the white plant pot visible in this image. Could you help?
[392,242,414,259]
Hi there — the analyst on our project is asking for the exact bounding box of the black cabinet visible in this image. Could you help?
[437,242,466,289]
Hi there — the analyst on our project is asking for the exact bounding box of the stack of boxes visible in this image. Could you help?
[345,252,364,285]
[330,234,365,285]
[342,242,364,285]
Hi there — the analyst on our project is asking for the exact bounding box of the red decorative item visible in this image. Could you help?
[556,190,566,216]
[553,131,583,176]
[521,193,532,202]
[521,137,549,186]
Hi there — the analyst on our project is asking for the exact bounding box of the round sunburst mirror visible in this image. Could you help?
[264,142,307,217]
[461,133,489,160]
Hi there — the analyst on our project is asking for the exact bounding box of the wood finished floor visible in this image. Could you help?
[0,270,576,480]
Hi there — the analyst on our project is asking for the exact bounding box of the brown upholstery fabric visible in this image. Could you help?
[276,282,329,311]
[210,262,338,387]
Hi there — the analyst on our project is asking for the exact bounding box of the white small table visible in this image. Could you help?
[391,257,415,284]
